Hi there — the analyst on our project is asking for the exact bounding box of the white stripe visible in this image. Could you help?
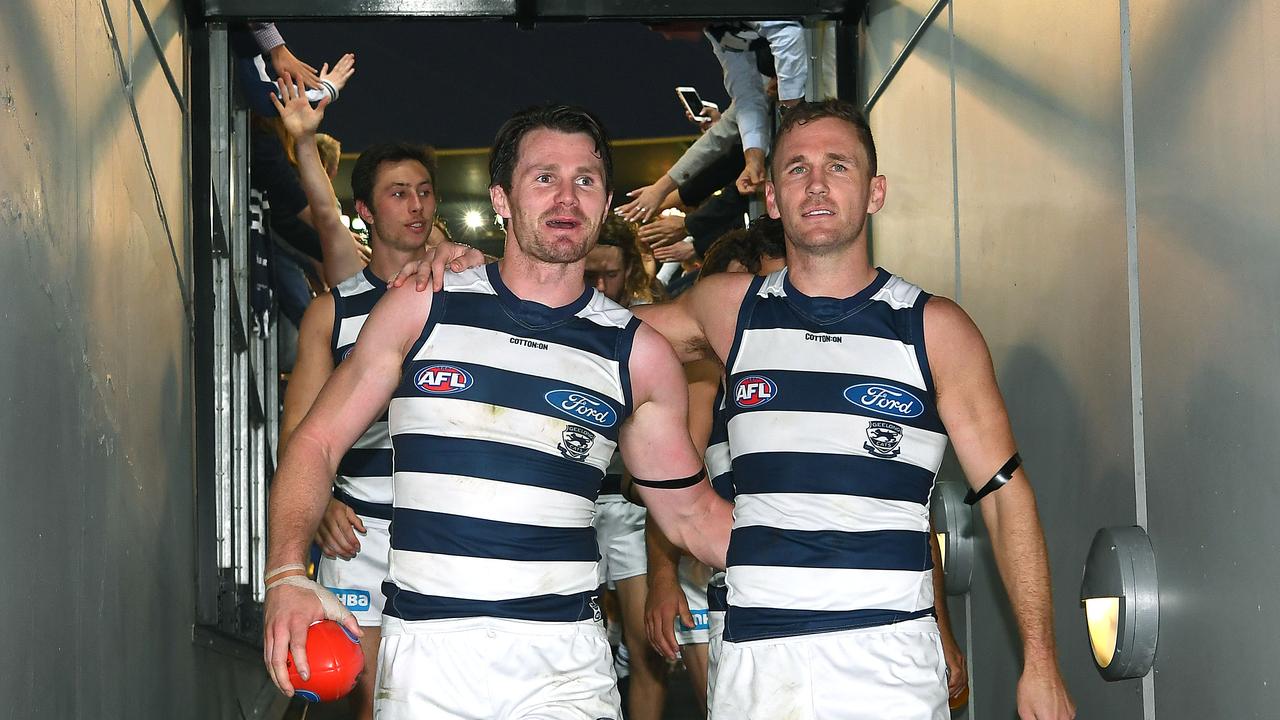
[727,410,947,473]
[389,550,598,601]
[335,272,376,297]
[390,396,617,473]
[734,493,929,534]
[395,471,596,528]
[352,420,390,450]
[727,565,933,612]
[413,323,625,402]
[870,275,923,310]
[706,440,732,478]
[731,328,926,390]
[336,314,370,348]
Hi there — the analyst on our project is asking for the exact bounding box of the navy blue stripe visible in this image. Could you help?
[337,447,392,479]
[727,527,932,571]
[600,473,623,495]
[392,434,603,500]
[383,582,598,623]
[710,470,735,501]
[333,487,392,521]
[395,361,626,440]
[617,316,639,414]
[441,292,624,359]
[485,262,594,329]
[746,292,916,346]
[724,369,942,432]
[732,452,936,505]
[391,508,599,562]
[707,582,729,612]
[721,274,766,384]
[724,606,935,643]
[336,284,385,319]
[910,290,937,395]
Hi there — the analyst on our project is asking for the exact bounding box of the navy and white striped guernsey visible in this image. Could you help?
[384,264,640,623]
[722,267,948,643]
[330,268,394,519]
[705,382,733,613]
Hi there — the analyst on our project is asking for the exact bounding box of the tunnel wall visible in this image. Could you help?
[861,1,1279,718]
[0,1,278,717]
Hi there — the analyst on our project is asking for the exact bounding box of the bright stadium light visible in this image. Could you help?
[464,210,484,230]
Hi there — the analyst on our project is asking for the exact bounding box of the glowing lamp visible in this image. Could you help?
[1079,526,1158,680]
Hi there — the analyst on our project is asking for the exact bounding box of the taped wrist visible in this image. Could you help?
[963,452,1022,505]
[265,575,353,622]
[632,468,707,490]
[263,563,306,583]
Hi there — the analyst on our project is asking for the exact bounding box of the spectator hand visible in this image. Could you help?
[653,240,696,264]
[312,498,365,560]
[269,45,321,90]
[637,214,688,249]
[644,573,693,661]
[389,240,488,293]
[616,183,670,225]
[736,147,767,195]
[270,73,328,139]
[318,53,356,96]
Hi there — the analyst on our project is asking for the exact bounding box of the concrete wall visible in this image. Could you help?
[861,1,1278,717]
[0,1,275,717]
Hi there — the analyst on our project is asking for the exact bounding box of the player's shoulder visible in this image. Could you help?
[298,291,336,335]
[922,295,990,365]
[685,271,755,311]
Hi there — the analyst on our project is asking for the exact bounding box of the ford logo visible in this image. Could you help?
[843,383,924,419]
[545,390,618,428]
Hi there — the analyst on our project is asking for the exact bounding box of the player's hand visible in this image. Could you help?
[318,53,355,95]
[644,572,693,661]
[616,184,669,225]
[1016,661,1075,719]
[313,498,365,560]
[653,240,696,264]
[941,627,969,701]
[270,73,328,139]
[736,148,767,195]
[263,575,362,696]
[389,240,487,292]
[637,214,687,249]
[269,45,321,90]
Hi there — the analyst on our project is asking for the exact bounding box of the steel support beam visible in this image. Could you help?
[863,0,946,113]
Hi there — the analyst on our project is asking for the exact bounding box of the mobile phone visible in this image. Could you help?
[676,86,717,122]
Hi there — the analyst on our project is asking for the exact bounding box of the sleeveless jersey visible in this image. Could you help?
[722,267,947,643]
[330,267,393,518]
[705,381,733,613]
[384,264,640,623]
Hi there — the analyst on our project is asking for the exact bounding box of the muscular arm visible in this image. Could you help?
[630,272,751,365]
[619,325,733,569]
[279,293,336,455]
[926,297,1074,719]
[266,284,430,572]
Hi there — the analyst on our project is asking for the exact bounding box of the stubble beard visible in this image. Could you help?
[515,211,599,265]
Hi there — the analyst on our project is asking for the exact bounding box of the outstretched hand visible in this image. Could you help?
[319,53,356,95]
[269,45,321,90]
[270,72,328,139]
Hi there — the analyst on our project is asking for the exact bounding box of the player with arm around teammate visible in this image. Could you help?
[263,104,734,720]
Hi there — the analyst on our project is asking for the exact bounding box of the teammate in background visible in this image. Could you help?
[263,104,735,720]
[272,76,460,720]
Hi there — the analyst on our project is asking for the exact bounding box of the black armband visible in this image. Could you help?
[632,468,707,490]
[963,452,1022,506]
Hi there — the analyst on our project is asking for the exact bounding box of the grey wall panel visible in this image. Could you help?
[0,1,272,716]
[951,3,1141,717]
[1131,1,1280,717]
[863,0,957,298]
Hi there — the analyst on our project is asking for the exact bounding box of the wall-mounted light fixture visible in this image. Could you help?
[930,480,973,595]
[1080,526,1158,680]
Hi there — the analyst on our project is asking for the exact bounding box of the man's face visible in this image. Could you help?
[357,159,436,254]
[765,117,886,256]
[585,245,627,303]
[491,128,611,266]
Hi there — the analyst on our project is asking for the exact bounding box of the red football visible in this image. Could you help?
[286,620,364,702]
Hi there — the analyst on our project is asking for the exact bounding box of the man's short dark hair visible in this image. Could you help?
[489,105,614,193]
[351,142,438,209]
[770,98,877,178]
[700,216,786,279]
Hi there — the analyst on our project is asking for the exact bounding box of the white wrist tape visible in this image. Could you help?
[264,563,306,581]
[266,575,353,622]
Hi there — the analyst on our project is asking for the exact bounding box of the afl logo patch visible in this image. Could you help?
[734,375,777,408]
[844,383,923,419]
[864,420,904,458]
[414,365,472,394]
[558,424,596,461]
[545,390,618,428]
